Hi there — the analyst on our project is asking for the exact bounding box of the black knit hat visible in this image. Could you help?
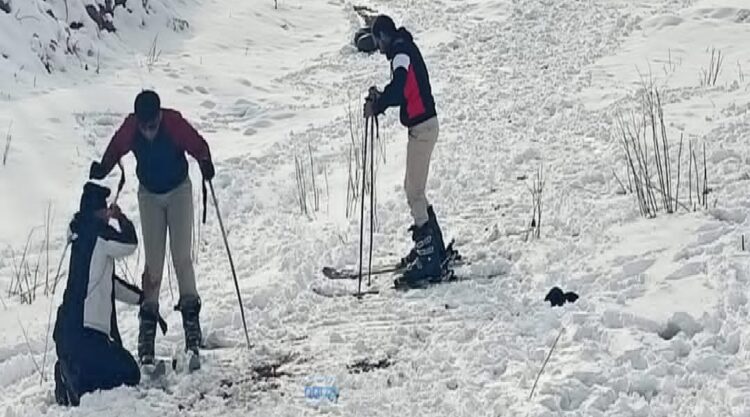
[79,182,110,213]
[371,15,397,38]
[134,90,161,122]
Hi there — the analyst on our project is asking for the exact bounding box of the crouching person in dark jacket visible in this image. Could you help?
[53,182,144,406]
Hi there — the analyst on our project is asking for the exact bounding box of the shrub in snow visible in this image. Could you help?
[0,0,191,76]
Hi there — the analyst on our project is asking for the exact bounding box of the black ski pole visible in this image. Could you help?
[358,117,370,297]
[114,161,126,206]
[207,181,251,348]
[367,116,377,287]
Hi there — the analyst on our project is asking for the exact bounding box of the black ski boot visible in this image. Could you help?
[138,302,159,365]
[428,206,447,264]
[398,206,446,268]
[176,296,202,371]
[400,222,443,285]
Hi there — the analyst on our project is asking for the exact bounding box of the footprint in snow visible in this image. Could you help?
[195,86,209,94]
[201,100,217,109]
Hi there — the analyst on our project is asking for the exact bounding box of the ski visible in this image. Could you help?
[393,269,505,291]
[323,239,463,280]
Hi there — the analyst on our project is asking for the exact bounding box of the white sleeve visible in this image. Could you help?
[392,53,411,71]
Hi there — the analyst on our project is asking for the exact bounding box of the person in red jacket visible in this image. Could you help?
[89,90,213,368]
[364,15,447,285]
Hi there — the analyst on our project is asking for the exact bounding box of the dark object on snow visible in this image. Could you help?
[545,287,579,307]
[354,27,377,53]
[0,0,10,14]
[347,357,393,374]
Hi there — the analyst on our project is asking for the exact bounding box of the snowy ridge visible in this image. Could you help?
[1,0,750,415]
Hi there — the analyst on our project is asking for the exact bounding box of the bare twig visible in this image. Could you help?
[3,121,12,166]
[675,134,683,211]
[645,183,691,212]
[146,34,161,72]
[18,317,43,379]
[703,142,708,209]
[42,239,71,383]
[692,146,700,208]
[529,327,564,400]
[739,61,745,83]
[688,139,693,207]
[308,143,319,212]
[613,169,628,195]
[525,165,544,240]
[44,204,52,295]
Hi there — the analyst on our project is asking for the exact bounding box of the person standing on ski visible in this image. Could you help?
[89,90,214,368]
[53,182,147,406]
[364,15,447,284]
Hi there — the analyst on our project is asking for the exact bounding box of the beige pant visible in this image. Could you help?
[138,178,197,305]
[405,116,439,227]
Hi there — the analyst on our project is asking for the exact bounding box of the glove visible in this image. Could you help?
[108,203,124,220]
[544,286,579,307]
[199,159,215,181]
[89,161,107,180]
[363,86,381,118]
[363,100,376,118]
[367,86,381,101]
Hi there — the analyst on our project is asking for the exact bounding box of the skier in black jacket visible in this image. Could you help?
[364,15,447,284]
[53,182,149,406]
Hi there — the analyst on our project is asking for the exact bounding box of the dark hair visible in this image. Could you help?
[134,90,161,122]
[371,15,397,38]
[79,182,110,213]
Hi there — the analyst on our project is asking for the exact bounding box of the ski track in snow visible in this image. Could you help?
[2,0,750,415]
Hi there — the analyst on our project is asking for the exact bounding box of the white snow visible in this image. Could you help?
[1,0,750,415]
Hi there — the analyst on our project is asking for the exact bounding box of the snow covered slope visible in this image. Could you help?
[2,0,750,416]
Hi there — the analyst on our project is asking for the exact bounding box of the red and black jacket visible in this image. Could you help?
[373,28,437,128]
[99,109,211,194]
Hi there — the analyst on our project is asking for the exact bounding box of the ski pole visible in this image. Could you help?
[207,181,251,348]
[113,161,126,206]
[367,116,377,287]
[357,117,370,297]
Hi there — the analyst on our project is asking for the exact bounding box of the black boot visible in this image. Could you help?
[399,206,445,268]
[138,302,159,365]
[176,296,202,371]
[401,222,442,284]
[427,206,446,264]
[398,224,419,269]
[176,296,202,355]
